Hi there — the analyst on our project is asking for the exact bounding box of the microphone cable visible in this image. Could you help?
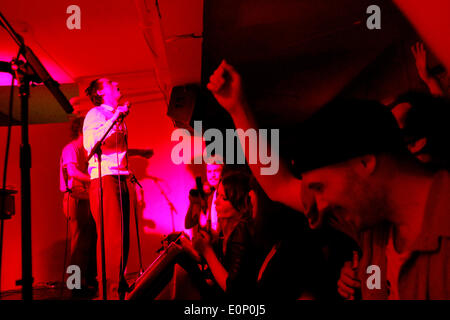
[61,192,70,298]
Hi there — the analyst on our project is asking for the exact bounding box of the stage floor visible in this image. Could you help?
[0,272,140,300]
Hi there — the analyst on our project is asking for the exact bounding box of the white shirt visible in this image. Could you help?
[210,189,218,232]
[83,104,129,179]
[199,189,219,232]
[60,139,88,192]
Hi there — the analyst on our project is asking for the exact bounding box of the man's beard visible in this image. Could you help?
[330,174,390,234]
[351,182,390,232]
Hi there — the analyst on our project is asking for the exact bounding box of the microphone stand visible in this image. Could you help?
[129,173,144,276]
[0,11,73,301]
[152,179,178,233]
[87,114,125,300]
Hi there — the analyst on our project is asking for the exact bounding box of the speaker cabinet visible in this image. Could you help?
[167,84,200,131]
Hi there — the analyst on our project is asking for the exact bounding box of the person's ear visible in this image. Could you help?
[96,88,104,97]
[357,154,377,176]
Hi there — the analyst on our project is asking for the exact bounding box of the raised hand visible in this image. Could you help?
[411,42,430,82]
[411,41,445,96]
[207,60,246,114]
[114,103,130,121]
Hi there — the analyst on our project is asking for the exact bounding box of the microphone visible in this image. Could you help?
[118,112,128,119]
[195,176,205,199]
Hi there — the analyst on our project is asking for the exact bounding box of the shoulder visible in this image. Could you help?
[84,106,105,122]
[425,170,450,236]
[229,220,252,244]
[62,141,76,153]
[61,141,77,161]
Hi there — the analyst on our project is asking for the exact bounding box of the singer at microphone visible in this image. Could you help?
[116,101,131,121]
[83,78,152,300]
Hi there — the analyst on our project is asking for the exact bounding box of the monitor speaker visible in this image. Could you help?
[167,84,200,131]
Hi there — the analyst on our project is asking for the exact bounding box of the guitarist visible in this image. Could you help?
[60,117,97,297]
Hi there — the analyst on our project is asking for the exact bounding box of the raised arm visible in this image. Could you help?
[411,42,444,97]
[207,60,304,212]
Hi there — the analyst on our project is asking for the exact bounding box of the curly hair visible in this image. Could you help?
[85,79,104,106]
[70,117,85,140]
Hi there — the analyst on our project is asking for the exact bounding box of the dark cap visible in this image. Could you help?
[290,99,407,177]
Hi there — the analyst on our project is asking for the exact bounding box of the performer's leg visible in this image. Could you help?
[176,252,223,300]
[90,176,124,300]
[119,178,130,298]
[85,206,98,288]
[68,197,89,287]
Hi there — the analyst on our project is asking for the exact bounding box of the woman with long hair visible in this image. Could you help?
[192,171,258,297]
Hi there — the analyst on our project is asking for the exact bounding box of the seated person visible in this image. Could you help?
[192,171,258,298]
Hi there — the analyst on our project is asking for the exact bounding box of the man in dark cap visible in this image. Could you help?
[207,60,450,299]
